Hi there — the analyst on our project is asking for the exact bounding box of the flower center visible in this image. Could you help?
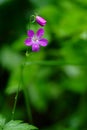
[32,36,38,43]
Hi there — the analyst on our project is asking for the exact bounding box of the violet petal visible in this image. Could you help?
[27,30,34,37]
[36,28,44,38]
[24,38,32,46]
[32,44,40,52]
[39,38,48,46]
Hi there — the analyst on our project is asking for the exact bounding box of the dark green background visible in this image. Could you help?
[0,0,87,129]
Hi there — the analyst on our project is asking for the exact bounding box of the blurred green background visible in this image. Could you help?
[0,0,87,130]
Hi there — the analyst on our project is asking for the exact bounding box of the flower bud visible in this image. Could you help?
[36,16,47,26]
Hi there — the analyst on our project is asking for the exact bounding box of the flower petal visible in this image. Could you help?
[36,28,44,38]
[39,38,48,46]
[36,16,47,26]
[24,38,32,46]
[32,44,40,52]
[27,30,34,37]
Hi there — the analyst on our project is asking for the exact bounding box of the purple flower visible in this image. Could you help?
[36,16,47,26]
[24,28,48,52]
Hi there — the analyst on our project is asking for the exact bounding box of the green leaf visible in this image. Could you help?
[0,47,22,70]
[3,120,38,130]
[5,67,22,94]
[0,115,6,129]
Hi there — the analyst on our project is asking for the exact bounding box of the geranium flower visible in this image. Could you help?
[24,28,48,52]
[36,16,47,26]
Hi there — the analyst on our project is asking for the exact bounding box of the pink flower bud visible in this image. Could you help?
[36,16,47,26]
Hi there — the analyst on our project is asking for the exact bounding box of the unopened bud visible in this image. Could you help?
[36,15,47,26]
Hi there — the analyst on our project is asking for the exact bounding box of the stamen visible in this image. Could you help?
[32,36,38,42]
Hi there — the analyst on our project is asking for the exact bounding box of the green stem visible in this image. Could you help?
[21,55,33,124]
[12,54,33,124]
[12,13,34,122]
[12,67,21,120]
[27,14,35,30]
